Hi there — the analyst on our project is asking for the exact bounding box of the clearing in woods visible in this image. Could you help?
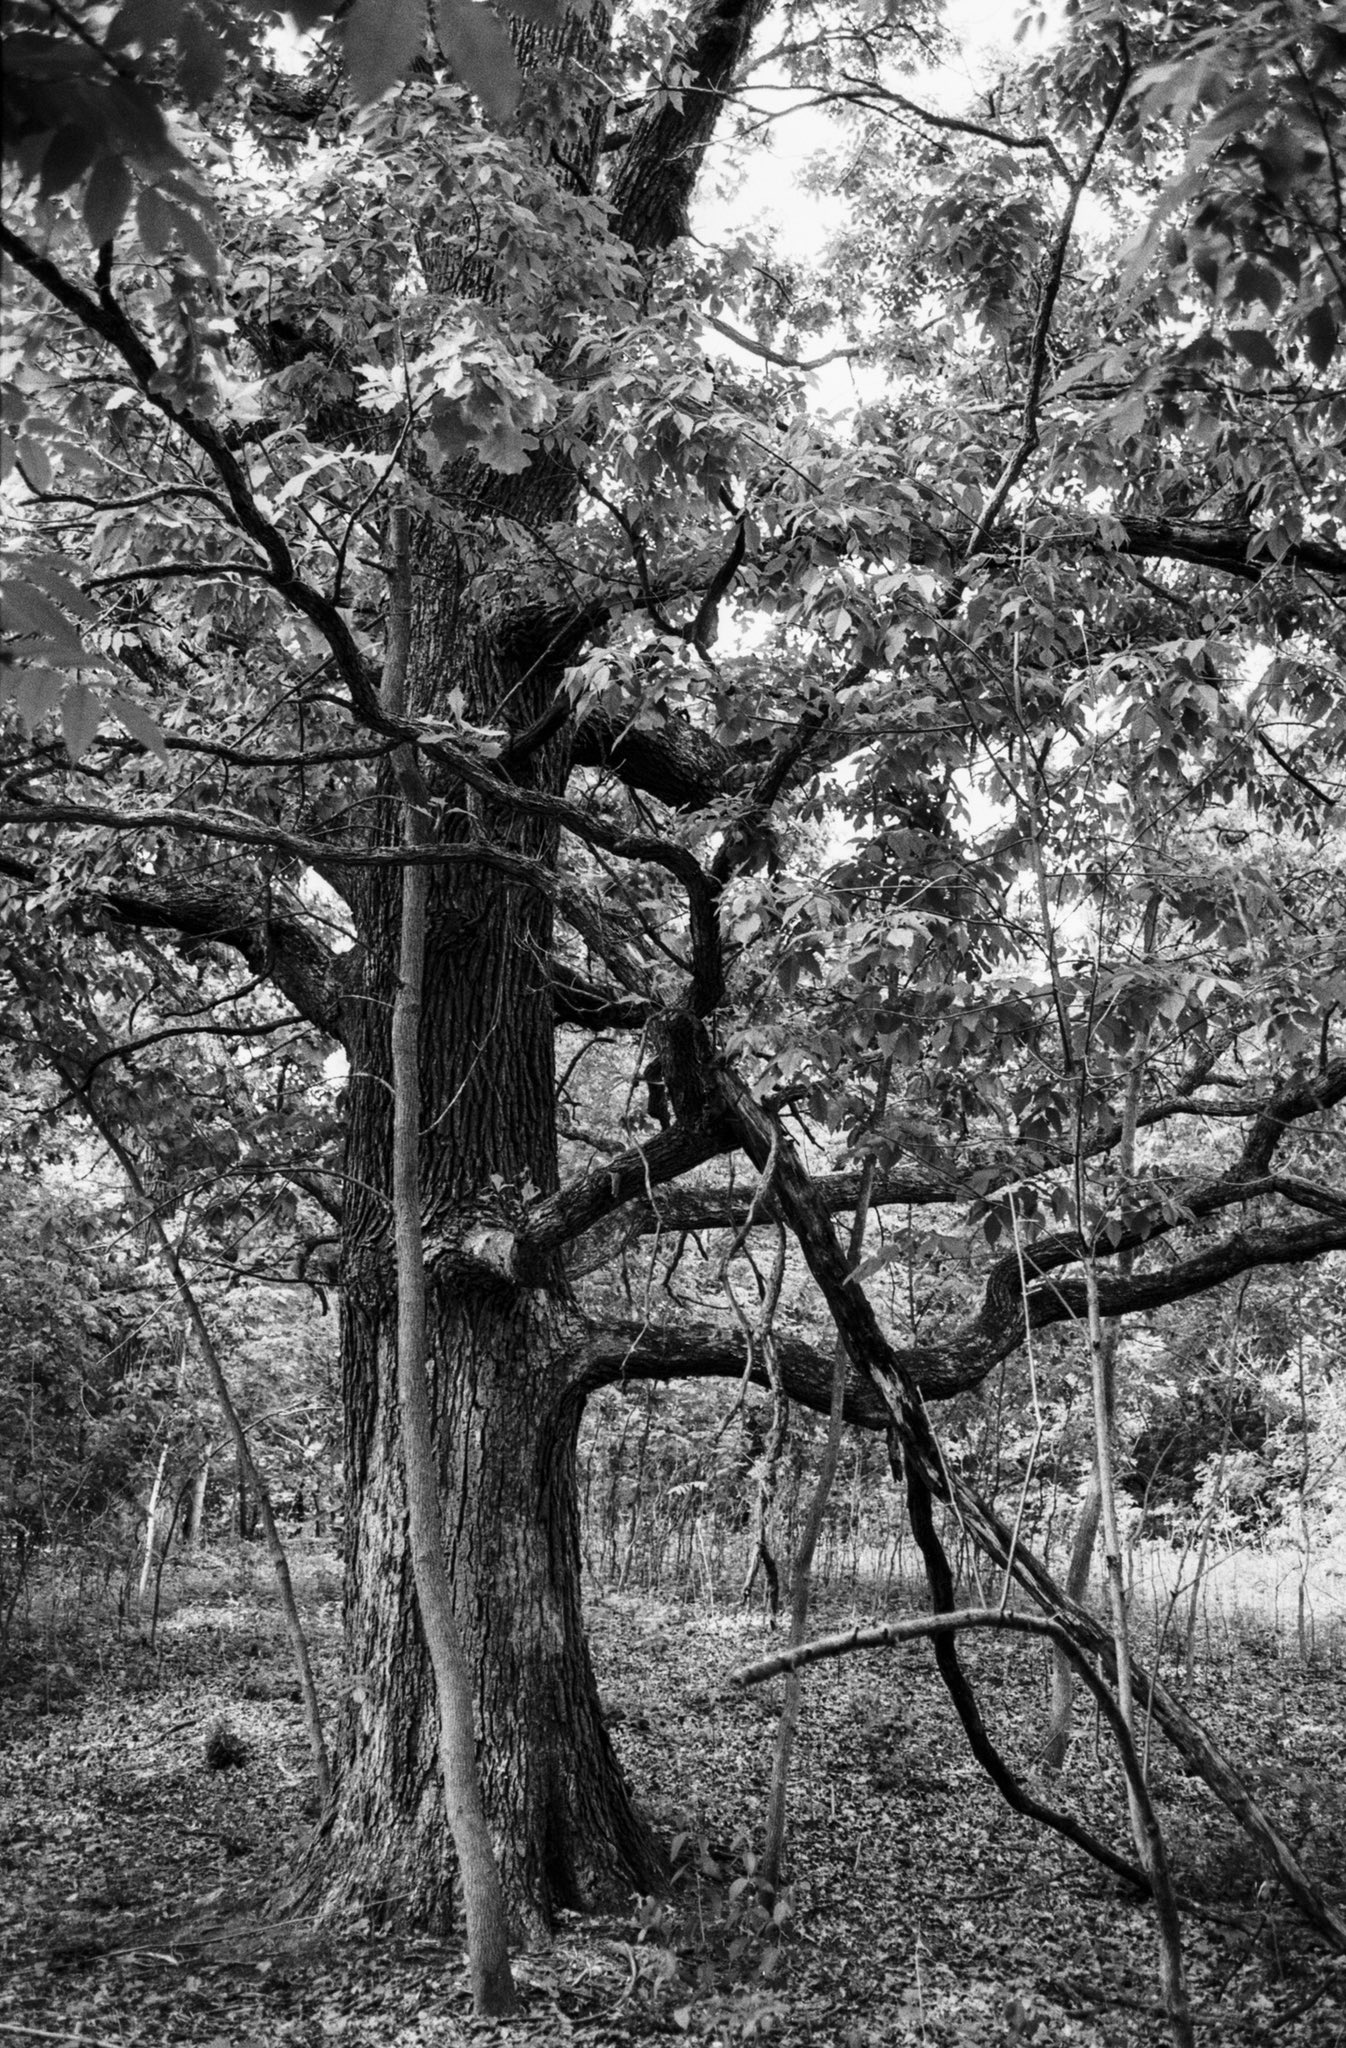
[2,1550,1343,2047]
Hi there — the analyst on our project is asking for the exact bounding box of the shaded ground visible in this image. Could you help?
[2,1554,1343,2047]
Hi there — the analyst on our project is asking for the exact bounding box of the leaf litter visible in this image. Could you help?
[1,1572,1342,2047]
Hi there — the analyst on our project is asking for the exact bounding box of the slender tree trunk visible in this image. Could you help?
[1042,1359,1108,1769]
[147,1224,332,1804]
[385,504,514,2012]
[138,1444,168,1604]
[1045,984,1151,1769]
[186,1453,211,1547]
[57,1081,333,1806]
[1085,1255,1193,2046]
[149,1480,188,1650]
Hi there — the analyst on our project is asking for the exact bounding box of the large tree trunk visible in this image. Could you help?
[297,547,659,1936]
[287,0,767,1941]
[319,1284,656,1939]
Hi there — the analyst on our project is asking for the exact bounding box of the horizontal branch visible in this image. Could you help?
[619,1059,1339,1239]
[573,1317,891,1422]
[1050,1216,1346,1327]
[624,1160,967,1233]
[571,1207,1346,1414]
[731,1605,1070,1686]
[0,796,552,887]
[570,705,746,810]
[1109,515,1346,584]
[838,77,1071,179]
[705,313,867,374]
[85,560,273,586]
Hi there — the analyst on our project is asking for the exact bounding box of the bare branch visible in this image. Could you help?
[705,313,868,375]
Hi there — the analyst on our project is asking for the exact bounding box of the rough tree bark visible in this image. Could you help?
[302,653,658,1936]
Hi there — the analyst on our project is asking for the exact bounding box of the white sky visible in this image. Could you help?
[696,0,1067,405]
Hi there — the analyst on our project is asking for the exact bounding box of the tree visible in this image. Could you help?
[4,0,1345,1967]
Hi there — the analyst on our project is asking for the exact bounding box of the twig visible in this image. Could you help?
[705,312,867,374]
[0,2027,136,2047]
[961,39,1132,563]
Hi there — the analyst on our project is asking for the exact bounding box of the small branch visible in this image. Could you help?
[705,313,868,374]
[84,561,275,586]
[962,41,1132,563]
[835,74,1071,178]
[730,1605,1097,1685]
[1256,726,1340,806]
[78,1012,299,1083]
[0,796,552,887]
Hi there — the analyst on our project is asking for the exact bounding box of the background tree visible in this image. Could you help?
[3,0,1344,1962]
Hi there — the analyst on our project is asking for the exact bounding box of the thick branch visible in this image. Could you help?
[624,1160,966,1233]
[609,0,776,250]
[573,1317,890,1424]
[551,961,651,1029]
[465,1118,737,1283]
[98,883,349,1039]
[570,705,744,810]
[1038,1218,1346,1328]
[1109,515,1346,584]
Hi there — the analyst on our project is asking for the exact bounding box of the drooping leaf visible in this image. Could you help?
[285,0,334,30]
[108,693,171,762]
[2,663,66,731]
[1302,301,1339,373]
[1229,327,1280,373]
[165,196,219,275]
[10,440,53,494]
[433,0,520,123]
[60,680,106,761]
[84,155,135,247]
[136,183,174,255]
[38,125,100,200]
[2,580,103,667]
[343,0,424,105]
[176,7,228,105]
[19,556,101,621]
[108,0,186,48]
[100,77,177,172]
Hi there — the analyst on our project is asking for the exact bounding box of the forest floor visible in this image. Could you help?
[2,1548,1343,2048]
